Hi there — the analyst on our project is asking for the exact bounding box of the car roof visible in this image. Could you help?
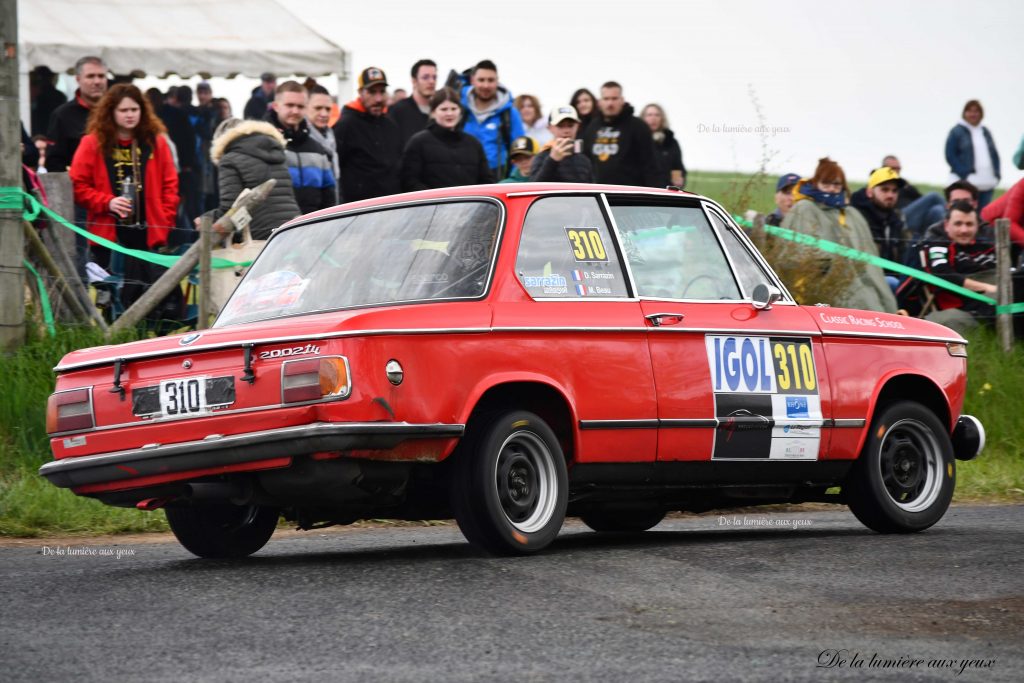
[284,183,712,228]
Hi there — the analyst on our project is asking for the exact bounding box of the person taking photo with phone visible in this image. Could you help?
[529,105,595,183]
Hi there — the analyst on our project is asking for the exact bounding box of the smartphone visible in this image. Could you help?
[573,139,583,154]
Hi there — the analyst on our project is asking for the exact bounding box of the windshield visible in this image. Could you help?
[215,200,502,326]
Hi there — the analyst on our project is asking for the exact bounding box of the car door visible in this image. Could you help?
[605,196,832,463]
[489,194,659,464]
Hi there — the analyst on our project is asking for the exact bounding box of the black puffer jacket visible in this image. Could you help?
[333,100,403,203]
[850,187,906,264]
[210,120,300,239]
[401,123,494,191]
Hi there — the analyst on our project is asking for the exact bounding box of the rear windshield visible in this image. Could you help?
[215,200,501,326]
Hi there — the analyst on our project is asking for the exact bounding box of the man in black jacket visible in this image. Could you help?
[530,105,594,183]
[266,81,337,215]
[850,166,907,265]
[45,56,107,172]
[334,67,402,203]
[582,82,660,187]
[388,59,436,150]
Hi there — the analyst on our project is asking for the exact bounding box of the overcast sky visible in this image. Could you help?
[154,0,1024,188]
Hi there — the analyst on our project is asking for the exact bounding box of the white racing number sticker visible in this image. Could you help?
[705,335,822,460]
[159,376,208,417]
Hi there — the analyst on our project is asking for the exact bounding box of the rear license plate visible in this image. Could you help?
[132,376,235,418]
[160,377,208,417]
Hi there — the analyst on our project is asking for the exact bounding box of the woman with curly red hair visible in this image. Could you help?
[70,83,179,310]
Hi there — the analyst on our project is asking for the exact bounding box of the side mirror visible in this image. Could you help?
[751,283,782,310]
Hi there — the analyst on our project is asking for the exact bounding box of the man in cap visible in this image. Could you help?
[530,105,594,183]
[244,72,277,120]
[499,137,537,183]
[851,166,908,265]
[333,67,402,202]
[388,59,437,150]
[766,172,801,226]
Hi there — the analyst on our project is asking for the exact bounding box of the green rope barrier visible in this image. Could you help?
[22,259,56,337]
[1,187,251,269]
[732,215,1024,315]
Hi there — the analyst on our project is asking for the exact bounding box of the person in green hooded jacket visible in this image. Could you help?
[778,157,898,314]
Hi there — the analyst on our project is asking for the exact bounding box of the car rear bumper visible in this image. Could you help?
[39,421,465,489]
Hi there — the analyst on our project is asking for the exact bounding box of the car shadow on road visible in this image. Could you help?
[147,524,903,571]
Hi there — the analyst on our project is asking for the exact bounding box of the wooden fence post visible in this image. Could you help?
[108,179,275,336]
[198,213,214,329]
[994,218,1012,353]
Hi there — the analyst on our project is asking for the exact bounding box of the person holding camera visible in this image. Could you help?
[529,105,595,183]
[70,83,179,310]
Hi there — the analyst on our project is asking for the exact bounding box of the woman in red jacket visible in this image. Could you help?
[71,83,179,311]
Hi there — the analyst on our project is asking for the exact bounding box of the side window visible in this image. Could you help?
[516,196,629,299]
[706,208,775,298]
[610,201,742,300]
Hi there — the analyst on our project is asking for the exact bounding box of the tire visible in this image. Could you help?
[581,508,666,533]
[846,401,955,533]
[165,503,279,558]
[451,410,568,555]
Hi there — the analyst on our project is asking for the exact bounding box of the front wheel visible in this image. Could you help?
[846,401,955,533]
[451,410,568,555]
[166,503,279,558]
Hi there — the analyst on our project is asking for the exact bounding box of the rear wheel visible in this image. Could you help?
[581,508,666,533]
[165,503,279,558]
[846,401,954,533]
[451,410,568,555]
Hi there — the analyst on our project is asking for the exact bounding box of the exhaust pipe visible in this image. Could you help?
[185,481,252,503]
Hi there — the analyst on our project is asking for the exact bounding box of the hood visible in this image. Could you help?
[265,109,310,145]
[849,187,897,218]
[600,103,636,126]
[342,98,390,118]
[461,84,514,124]
[210,120,287,164]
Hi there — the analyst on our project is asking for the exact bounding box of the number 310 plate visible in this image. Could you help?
[159,376,208,417]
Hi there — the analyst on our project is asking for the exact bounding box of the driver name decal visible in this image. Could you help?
[706,335,822,461]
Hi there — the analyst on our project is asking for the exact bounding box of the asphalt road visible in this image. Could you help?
[2,505,1021,682]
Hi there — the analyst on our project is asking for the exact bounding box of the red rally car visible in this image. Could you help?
[40,184,985,558]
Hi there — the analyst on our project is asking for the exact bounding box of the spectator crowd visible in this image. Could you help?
[22,56,1024,333]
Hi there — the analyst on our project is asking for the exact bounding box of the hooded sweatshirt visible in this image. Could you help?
[581,103,661,187]
[333,99,402,203]
[265,110,337,215]
[460,84,525,174]
[210,120,300,239]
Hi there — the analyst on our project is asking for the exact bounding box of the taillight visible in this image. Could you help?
[281,357,351,404]
[46,388,95,434]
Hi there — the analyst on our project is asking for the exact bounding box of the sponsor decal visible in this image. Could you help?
[786,396,809,418]
[259,343,321,360]
[817,312,905,329]
[706,336,822,461]
[523,274,566,288]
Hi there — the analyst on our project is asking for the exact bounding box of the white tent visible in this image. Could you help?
[18,0,350,121]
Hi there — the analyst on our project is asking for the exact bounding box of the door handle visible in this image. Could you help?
[645,312,685,327]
